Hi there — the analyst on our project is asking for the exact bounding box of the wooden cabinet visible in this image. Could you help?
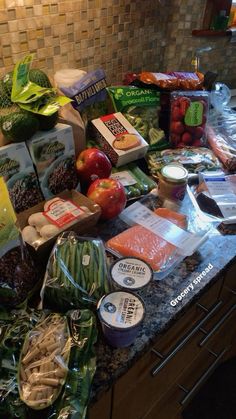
[89,264,236,419]
[88,389,112,419]
[112,269,236,419]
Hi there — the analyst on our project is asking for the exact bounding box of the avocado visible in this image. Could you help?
[36,111,58,131]
[29,69,52,88]
[1,111,39,142]
[0,79,12,108]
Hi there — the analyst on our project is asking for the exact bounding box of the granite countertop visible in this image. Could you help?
[89,192,236,403]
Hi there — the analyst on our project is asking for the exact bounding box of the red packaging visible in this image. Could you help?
[169,91,209,148]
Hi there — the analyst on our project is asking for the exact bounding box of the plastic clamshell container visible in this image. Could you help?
[97,291,145,348]
[110,257,153,291]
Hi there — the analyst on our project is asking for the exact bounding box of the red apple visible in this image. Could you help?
[87,178,127,220]
[76,148,112,185]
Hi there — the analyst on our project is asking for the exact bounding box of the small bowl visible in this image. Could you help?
[97,291,145,348]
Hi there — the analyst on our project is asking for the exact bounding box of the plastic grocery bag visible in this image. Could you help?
[41,231,110,311]
[0,308,97,419]
[0,177,38,308]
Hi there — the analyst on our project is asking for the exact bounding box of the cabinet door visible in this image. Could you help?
[88,389,112,419]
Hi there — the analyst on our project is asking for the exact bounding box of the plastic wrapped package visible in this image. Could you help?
[111,162,157,200]
[207,107,236,172]
[138,71,204,90]
[59,69,108,131]
[188,172,236,225]
[169,91,209,148]
[106,193,213,280]
[147,147,221,179]
[0,308,97,419]
[0,177,38,308]
[41,231,110,311]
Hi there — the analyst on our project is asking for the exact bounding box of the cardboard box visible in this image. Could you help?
[27,123,79,199]
[17,190,101,261]
[91,112,149,167]
[0,142,43,213]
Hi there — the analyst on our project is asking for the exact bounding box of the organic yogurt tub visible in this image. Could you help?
[97,291,145,348]
[110,257,153,291]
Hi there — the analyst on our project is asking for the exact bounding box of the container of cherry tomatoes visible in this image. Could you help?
[169,91,209,148]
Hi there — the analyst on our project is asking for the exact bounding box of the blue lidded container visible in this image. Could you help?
[97,291,145,348]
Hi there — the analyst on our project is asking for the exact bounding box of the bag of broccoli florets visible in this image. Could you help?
[107,86,169,151]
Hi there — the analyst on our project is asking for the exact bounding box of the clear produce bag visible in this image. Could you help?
[0,308,97,419]
[41,231,110,311]
[106,192,213,280]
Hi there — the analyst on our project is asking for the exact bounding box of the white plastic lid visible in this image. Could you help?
[111,257,152,290]
[161,164,188,183]
[54,69,87,88]
[98,291,145,329]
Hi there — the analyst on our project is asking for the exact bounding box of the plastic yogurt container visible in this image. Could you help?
[110,257,153,291]
[97,291,145,348]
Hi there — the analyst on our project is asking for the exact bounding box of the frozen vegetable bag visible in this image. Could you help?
[107,86,168,151]
[0,308,97,419]
[0,177,38,307]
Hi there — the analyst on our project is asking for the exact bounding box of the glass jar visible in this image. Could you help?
[158,163,188,201]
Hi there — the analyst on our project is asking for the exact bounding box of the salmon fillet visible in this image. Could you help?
[106,208,187,272]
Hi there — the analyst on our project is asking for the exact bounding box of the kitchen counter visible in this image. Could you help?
[89,193,236,403]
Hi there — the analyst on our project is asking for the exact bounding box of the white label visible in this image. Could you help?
[99,292,144,329]
[119,202,203,256]
[204,176,236,220]
[44,199,85,228]
[111,258,152,289]
[82,254,90,266]
[111,170,137,186]
[204,177,233,196]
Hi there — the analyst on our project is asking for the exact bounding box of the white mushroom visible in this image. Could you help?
[28,212,50,232]
[40,224,61,240]
[22,226,40,246]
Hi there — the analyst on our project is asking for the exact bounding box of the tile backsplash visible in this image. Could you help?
[0,0,235,87]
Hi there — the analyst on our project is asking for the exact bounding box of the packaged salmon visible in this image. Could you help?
[106,193,213,279]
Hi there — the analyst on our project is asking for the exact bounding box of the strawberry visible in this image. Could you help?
[171,133,181,146]
[172,106,183,121]
[171,121,185,135]
[194,126,204,139]
[192,139,203,147]
[182,132,192,144]
[179,97,191,114]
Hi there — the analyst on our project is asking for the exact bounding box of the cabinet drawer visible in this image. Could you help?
[112,279,223,419]
[221,263,236,302]
[196,295,236,351]
[143,338,231,419]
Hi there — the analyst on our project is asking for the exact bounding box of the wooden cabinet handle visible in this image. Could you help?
[198,303,236,347]
[178,347,228,406]
[151,300,222,377]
